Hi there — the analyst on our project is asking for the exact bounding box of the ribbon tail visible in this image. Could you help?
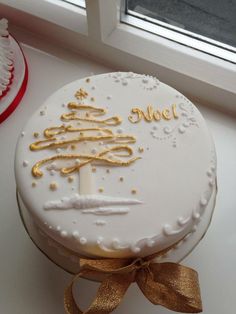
[136,263,202,313]
[64,270,133,314]
[64,271,85,314]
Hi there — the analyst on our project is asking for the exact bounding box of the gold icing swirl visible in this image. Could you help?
[31,128,136,151]
[44,125,112,138]
[32,146,140,177]
[61,112,122,126]
[61,102,122,125]
[68,103,106,116]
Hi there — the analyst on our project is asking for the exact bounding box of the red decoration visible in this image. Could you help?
[0,36,28,123]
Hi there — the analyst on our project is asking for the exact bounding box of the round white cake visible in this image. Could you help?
[15,72,217,269]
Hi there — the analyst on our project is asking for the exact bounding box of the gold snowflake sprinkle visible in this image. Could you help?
[75,88,88,100]
[68,176,74,183]
[50,182,58,191]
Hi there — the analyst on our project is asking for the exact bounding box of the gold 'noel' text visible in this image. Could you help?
[128,104,178,123]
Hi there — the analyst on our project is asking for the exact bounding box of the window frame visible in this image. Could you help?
[121,0,236,64]
[0,0,235,113]
[96,0,235,93]
[121,1,236,63]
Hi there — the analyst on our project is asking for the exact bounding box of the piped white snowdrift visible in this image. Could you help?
[44,194,142,215]
[82,207,130,215]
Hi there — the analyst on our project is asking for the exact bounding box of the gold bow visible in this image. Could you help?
[64,250,202,314]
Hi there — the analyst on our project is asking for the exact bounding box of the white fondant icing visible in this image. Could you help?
[117,128,123,134]
[91,148,97,154]
[15,72,217,258]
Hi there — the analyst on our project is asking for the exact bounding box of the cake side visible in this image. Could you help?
[15,72,217,258]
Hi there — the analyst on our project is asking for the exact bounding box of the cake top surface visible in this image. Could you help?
[15,72,216,258]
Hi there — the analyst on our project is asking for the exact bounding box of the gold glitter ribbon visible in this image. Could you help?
[64,247,202,314]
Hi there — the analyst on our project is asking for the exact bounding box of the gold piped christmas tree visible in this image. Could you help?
[30,88,142,214]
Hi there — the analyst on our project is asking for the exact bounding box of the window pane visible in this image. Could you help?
[126,0,236,48]
[61,0,86,8]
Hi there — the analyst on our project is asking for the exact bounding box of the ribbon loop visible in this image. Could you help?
[65,271,133,314]
[136,263,202,313]
[65,255,202,314]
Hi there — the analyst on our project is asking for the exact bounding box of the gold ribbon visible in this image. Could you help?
[64,249,202,314]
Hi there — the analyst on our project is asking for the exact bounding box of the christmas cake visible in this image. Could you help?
[15,72,217,272]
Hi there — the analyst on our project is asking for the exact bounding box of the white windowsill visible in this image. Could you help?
[105,22,235,93]
[0,0,87,34]
[0,0,235,114]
